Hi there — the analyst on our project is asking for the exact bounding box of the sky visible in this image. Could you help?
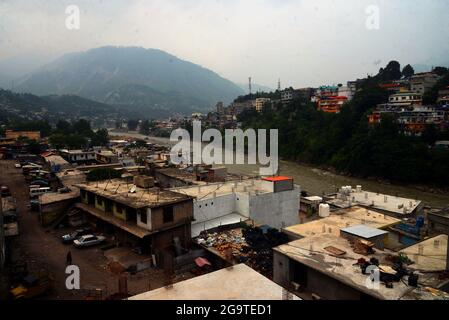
[0,0,448,89]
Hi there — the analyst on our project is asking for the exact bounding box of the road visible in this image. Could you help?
[0,160,168,299]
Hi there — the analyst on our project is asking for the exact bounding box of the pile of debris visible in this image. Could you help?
[196,226,289,279]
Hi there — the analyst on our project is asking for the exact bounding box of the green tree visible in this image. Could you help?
[127,119,139,131]
[402,64,415,78]
[91,128,109,146]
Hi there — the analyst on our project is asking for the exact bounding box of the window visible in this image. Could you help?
[141,211,147,224]
[116,204,123,214]
[163,206,174,223]
[97,197,103,206]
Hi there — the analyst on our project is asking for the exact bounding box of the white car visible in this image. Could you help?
[14,163,22,168]
[73,235,106,248]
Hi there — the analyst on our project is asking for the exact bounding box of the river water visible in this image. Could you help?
[109,130,449,208]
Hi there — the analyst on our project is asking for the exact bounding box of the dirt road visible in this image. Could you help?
[1,160,168,299]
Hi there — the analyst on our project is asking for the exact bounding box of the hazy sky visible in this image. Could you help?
[1,0,448,88]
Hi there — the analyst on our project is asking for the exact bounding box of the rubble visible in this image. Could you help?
[196,226,289,278]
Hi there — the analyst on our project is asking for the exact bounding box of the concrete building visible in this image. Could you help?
[325,186,421,217]
[255,98,271,112]
[60,149,96,164]
[317,96,348,113]
[283,206,399,241]
[273,233,448,300]
[338,82,357,101]
[95,150,119,164]
[129,263,299,300]
[388,92,422,107]
[410,72,440,95]
[4,130,41,141]
[43,154,71,173]
[75,179,194,255]
[172,176,300,237]
[155,168,201,188]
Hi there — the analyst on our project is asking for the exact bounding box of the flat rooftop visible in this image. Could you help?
[56,169,86,187]
[76,179,192,209]
[128,264,299,300]
[326,189,421,215]
[40,190,80,205]
[283,206,399,239]
[155,168,199,184]
[274,233,444,300]
[171,179,279,200]
[399,234,448,272]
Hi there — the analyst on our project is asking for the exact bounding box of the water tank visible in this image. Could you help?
[319,204,330,218]
[356,185,362,193]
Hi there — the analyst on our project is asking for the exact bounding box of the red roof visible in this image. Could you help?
[262,176,292,182]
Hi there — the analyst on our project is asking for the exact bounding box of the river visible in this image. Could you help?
[109,130,449,208]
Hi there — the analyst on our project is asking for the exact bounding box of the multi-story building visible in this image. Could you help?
[410,72,440,95]
[255,98,271,112]
[75,178,194,254]
[388,92,422,107]
[4,130,41,141]
[338,82,357,101]
[317,96,348,113]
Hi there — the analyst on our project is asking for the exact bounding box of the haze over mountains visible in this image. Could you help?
[3,46,244,116]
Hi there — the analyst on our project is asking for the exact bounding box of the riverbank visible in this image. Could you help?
[108,130,449,208]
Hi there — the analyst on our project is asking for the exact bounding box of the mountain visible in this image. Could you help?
[0,88,151,127]
[15,46,244,114]
[237,82,275,94]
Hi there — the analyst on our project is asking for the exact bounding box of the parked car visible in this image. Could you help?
[61,228,92,244]
[73,234,106,248]
[14,163,22,168]
[10,274,52,299]
[29,187,51,198]
[30,180,49,187]
[1,185,11,197]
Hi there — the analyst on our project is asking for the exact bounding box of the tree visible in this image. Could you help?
[127,119,139,131]
[26,139,42,155]
[376,61,402,82]
[87,168,122,181]
[432,66,448,76]
[402,64,415,78]
[422,124,438,146]
[91,128,109,146]
[56,120,72,135]
[72,119,93,136]
[139,120,151,135]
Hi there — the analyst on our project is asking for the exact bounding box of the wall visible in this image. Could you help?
[248,187,300,229]
[194,193,238,224]
[40,197,79,226]
[151,200,193,230]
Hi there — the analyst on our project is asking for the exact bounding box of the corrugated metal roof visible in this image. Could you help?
[340,224,387,238]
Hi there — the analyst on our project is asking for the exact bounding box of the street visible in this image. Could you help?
[0,160,168,299]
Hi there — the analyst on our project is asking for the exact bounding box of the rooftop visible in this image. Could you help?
[172,179,284,200]
[128,264,299,300]
[283,206,399,239]
[56,169,86,187]
[76,179,192,209]
[326,189,421,215]
[274,233,445,300]
[40,190,80,205]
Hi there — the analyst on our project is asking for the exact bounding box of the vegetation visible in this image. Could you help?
[238,62,449,187]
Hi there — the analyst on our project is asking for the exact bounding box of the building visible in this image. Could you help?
[255,98,271,112]
[281,89,300,104]
[410,72,440,95]
[317,96,348,113]
[438,87,449,105]
[128,263,299,300]
[75,179,194,256]
[60,149,96,164]
[273,233,448,300]
[4,130,41,141]
[43,154,71,173]
[388,92,422,107]
[95,150,119,164]
[338,82,357,101]
[325,186,421,217]
[172,176,300,237]
[283,206,399,241]
[154,168,201,188]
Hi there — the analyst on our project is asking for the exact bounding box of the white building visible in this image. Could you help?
[410,72,440,95]
[388,92,422,107]
[171,177,300,237]
[60,149,96,164]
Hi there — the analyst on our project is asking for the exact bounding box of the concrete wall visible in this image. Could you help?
[137,200,193,231]
[248,187,300,229]
[194,193,238,223]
